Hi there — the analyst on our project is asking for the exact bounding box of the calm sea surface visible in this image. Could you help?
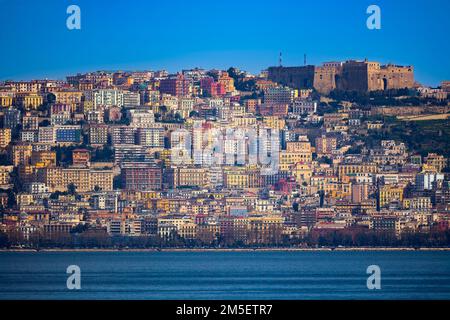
[1,251,450,300]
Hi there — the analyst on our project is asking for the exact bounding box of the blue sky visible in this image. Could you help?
[0,0,449,86]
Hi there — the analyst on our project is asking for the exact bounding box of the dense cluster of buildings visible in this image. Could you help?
[0,61,449,247]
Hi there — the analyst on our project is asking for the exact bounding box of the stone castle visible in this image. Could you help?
[268,60,414,94]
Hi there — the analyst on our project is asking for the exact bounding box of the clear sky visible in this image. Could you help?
[0,0,449,86]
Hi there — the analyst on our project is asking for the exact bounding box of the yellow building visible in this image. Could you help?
[31,150,57,167]
[310,176,351,198]
[286,140,311,153]
[424,153,447,172]
[156,198,170,213]
[263,116,286,130]
[0,128,12,148]
[247,215,284,245]
[380,185,404,207]
[159,149,172,167]
[292,162,312,185]
[218,72,235,93]
[329,182,352,199]
[369,216,401,235]
[338,163,378,180]
[367,121,384,130]
[232,116,257,127]
[18,165,40,184]
[279,151,312,171]
[139,191,161,200]
[0,166,13,186]
[16,193,34,207]
[178,221,198,240]
[82,100,94,113]
[10,143,33,166]
[44,167,114,192]
[223,167,262,189]
[158,217,196,239]
[174,167,209,188]
[403,197,432,211]
[78,81,94,91]
[53,91,83,105]
[15,93,44,109]
[311,175,339,191]
[90,170,115,191]
[0,96,13,107]
[4,81,41,93]
[197,223,220,244]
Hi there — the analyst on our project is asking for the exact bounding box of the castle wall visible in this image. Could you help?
[268,66,315,90]
[376,65,415,90]
[338,61,370,92]
[313,65,341,95]
[268,61,415,94]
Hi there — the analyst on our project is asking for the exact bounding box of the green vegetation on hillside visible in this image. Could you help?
[364,119,450,157]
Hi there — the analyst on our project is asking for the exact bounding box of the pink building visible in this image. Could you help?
[51,103,73,115]
[200,77,226,97]
[159,74,191,97]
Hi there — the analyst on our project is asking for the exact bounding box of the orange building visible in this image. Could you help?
[218,72,235,93]
[72,149,91,167]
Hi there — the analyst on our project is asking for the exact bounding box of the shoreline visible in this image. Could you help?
[1,247,450,253]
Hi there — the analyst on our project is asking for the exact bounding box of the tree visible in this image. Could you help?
[318,156,333,165]
[346,145,362,155]
[189,110,199,118]
[227,67,240,80]
[0,189,16,209]
[0,231,9,248]
[47,93,56,104]
[39,119,51,127]
[67,183,77,195]
[70,223,89,234]
[92,146,114,162]
[159,105,168,114]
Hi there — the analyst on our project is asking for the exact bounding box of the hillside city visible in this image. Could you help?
[0,59,450,249]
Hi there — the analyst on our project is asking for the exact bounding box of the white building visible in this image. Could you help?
[415,172,445,190]
[123,91,141,107]
[38,127,56,144]
[128,109,155,128]
[93,89,124,107]
[27,182,49,194]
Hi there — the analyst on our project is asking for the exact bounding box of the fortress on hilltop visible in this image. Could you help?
[268,59,415,94]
